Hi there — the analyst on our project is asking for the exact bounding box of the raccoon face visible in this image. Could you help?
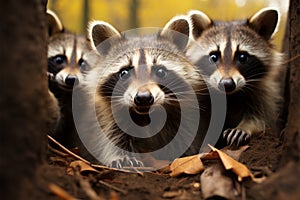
[87,16,200,116]
[99,49,195,115]
[186,8,280,94]
[46,10,91,91]
[48,34,91,90]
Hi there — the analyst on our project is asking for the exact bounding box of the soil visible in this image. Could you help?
[35,132,285,200]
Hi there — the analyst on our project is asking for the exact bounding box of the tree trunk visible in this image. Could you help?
[129,0,140,28]
[281,0,300,165]
[248,0,300,199]
[0,0,50,199]
[83,0,89,34]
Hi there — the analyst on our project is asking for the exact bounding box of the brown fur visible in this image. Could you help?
[76,16,206,167]
[46,10,95,148]
[186,8,283,148]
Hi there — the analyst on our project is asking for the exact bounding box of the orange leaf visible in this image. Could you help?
[68,160,99,175]
[170,154,204,177]
[208,144,254,182]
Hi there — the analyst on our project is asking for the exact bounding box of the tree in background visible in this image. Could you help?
[129,0,140,28]
[83,0,90,32]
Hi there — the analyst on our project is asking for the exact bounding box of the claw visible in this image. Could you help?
[223,128,250,148]
[227,130,236,145]
[109,156,144,169]
[230,129,242,146]
[235,130,246,147]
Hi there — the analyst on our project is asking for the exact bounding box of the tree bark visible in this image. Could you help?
[0,0,49,199]
[248,0,300,199]
[280,0,300,165]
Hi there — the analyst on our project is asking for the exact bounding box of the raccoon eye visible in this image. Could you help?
[237,52,249,63]
[209,52,220,63]
[155,67,168,78]
[53,55,66,65]
[79,58,88,71]
[119,68,131,80]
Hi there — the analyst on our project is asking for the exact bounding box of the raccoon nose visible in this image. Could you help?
[134,91,154,106]
[219,78,236,93]
[65,75,78,86]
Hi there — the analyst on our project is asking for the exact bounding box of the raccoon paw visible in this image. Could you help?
[223,128,250,148]
[109,156,144,169]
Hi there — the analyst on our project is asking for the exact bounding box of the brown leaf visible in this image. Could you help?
[49,183,77,200]
[200,151,219,160]
[162,190,183,198]
[222,145,250,160]
[208,144,254,182]
[68,160,99,175]
[170,154,204,177]
[200,162,242,200]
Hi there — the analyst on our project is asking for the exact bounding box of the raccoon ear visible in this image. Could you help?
[160,15,191,51]
[88,21,121,54]
[188,10,212,39]
[46,10,64,36]
[248,8,279,40]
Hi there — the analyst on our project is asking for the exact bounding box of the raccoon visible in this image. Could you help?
[185,8,282,148]
[75,16,206,167]
[46,10,94,148]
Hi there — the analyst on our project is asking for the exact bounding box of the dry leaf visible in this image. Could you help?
[49,183,77,200]
[68,160,99,175]
[110,191,120,200]
[208,144,254,182]
[200,151,219,160]
[222,145,250,160]
[162,190,183,198]
[200,162,242,200]
[170,154,204,177]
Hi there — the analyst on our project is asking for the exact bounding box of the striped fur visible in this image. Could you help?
[79,16,206,167]
[186,8,283,148]
[46,10,94,148]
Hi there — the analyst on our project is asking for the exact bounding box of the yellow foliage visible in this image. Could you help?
[47,0,288,47]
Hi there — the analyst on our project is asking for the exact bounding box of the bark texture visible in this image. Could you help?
[248,1,300,199]
[0,0,50,199]
[281,0,300,165]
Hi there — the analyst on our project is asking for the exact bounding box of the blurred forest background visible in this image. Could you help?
[48,0,289,48]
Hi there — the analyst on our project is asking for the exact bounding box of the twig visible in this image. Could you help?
[48,135,153,173]
[91,164,149,174]
[99,180,128,195]
[283,54,300,65]
[47,134,91,165]
[241,182,246,200]
[122,166,156,172]
[75,170,105,200]
[48,144,69,157]
[49,183,78,200]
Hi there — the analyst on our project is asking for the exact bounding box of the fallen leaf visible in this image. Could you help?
[200,162,242,200]
[222,145,250,160]
[170,154,204,177]
[162,190,183,198]
[200,151,219,160]
[208,144,254,182]
[201,145,249,161]
[68,160,99,175]
[110,191,120,200]
[49,183,77,200]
